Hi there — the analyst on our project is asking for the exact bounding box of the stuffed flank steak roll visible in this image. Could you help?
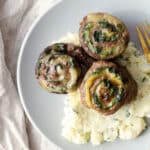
[35,43,81,94]
[79,13,129,60]
[80,61,137,115]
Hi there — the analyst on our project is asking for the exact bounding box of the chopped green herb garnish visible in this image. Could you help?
[111,86,119,95]
[113,118,119,121]
[60,87,67,92]
[69,59,75,67]
[142,77,147,82]
[84,23,93,30]
[122,57,129,61]
[126,110,131,117]
[106,36,111,41]
[94,47,102,54]
[37,62,42,69]
[72,109,79,114]
[109,67,117,73]
[93,67,106,74]
[99,21,108,28]
[115,94,122,102]
[93,31,103,42]
[94,30,117,42]
[103,79,111,88]
[99,21,117,32]
[93,93,101,108]
[115,88,124,102]
[56,44,65,50]
[111,34,117,41]
[101,50,112,56]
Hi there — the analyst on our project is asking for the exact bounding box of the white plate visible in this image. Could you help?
[17,0,150,149]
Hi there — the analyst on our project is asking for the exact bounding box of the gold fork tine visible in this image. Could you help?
[136,25,149,52]
[136,25,150,62]
[142,24,150,46]
[145,20,150,32]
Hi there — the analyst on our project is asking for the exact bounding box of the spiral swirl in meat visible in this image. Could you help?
[35,43,81,93]
[80,61,137,115]
[79,13,129,60]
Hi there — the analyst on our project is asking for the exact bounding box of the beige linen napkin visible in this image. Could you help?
[0,0,61,149]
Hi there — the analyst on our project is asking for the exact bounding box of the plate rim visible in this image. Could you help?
[16,1,62,149]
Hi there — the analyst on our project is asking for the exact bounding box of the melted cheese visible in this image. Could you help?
[85,74,102,107]
[67,67,79,89]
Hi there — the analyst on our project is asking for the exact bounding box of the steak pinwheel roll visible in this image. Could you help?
[80,61,137,115]
[35,43,81,94]
[79,13,129,60]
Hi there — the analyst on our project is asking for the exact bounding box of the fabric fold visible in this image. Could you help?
[0,31,29,150]
[0,0,62,149]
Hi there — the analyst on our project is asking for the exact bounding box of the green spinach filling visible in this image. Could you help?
[92,87,124,109]
[82,21,124,56]
[93,21,118,42]
[92,67,122,78]
[92,67,107,75]
[91,67,124,109]
[93,93,102,108]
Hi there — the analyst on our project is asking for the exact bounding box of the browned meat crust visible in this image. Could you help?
[67,44,94,68]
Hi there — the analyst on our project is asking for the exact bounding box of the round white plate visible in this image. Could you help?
[17,0,150,149]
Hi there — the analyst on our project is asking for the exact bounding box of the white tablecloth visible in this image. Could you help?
[0,0,62,149]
